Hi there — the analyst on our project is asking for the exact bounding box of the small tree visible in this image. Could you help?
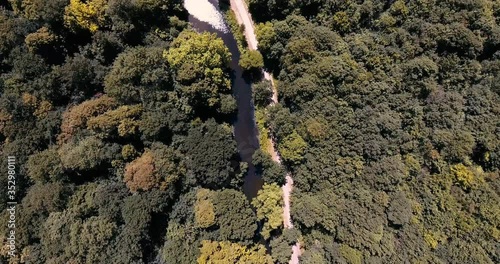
[278,130,307,165]
[252,80,273,107]
[239,50,264,72]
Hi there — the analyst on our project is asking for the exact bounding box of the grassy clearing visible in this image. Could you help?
[255,108,272,155]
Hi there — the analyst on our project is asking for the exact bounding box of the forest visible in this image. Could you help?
[0,0,498,263]
[249,0,500,263]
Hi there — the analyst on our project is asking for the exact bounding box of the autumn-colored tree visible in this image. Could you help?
[24,27,58,54]
[124,150,155,192]
[194,188,215,228]
[58,95,117,144]
[124,143,186,193]
[87,104,142,138]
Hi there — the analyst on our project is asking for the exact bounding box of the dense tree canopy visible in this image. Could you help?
[0,1,247,263]
[1,0,499,263]
[249,0,500,263]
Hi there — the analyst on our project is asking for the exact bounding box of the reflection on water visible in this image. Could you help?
[184,0,228,33]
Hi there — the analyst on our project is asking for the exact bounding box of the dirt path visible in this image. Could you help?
[229,1,300,263]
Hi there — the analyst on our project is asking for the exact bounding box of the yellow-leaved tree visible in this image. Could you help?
[64,0,108,32]
[198,240,273,264]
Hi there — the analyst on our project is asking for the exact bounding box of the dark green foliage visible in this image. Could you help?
[270,229,300,263]
[104,46,173,103]
[252,149,286,185]
[181,119,241,189]
[211,189,257,242]
[387,191,412,227]
[1,0,499,263]
[252,80,273,107]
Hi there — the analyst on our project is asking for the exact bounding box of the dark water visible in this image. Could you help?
[188,3,263,198]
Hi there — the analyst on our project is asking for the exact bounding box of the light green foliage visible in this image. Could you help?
[255,108,271,153]
[69,216,117,263]
[255,22,275,51]
[332,11,350,32]
[165,30,232,110]
[251,183,283,239]
[225,10,247,52]
[278,130,307,165]
[87,104,143,137]
[58,136,111,171]
[339,244,362,264]
[165,30,231,89]
[450,163,479,190]
[26,148,64,183]
[239,50,264,71]
[121,144,138,161]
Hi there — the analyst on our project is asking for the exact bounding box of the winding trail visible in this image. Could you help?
[229,1,301,263]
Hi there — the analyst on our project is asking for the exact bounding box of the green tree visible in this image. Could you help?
[252,149,286,185]
[59,136,115,171]
[26,148,64,183]
[239,50,264,71]
[278,130,307,165]
[181,119,241,189]
[212,189,258,242]
[387,191,412,227]
[252,80,273,107]
[104,46,173,103]
[87,104,143,138]
[165,30,231,109]
[269,228,300,263]
[68,216,117,263]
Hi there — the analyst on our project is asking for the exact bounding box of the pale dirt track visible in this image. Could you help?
[229,1,301,263]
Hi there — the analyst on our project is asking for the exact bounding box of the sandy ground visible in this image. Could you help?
[230,1,301,263]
